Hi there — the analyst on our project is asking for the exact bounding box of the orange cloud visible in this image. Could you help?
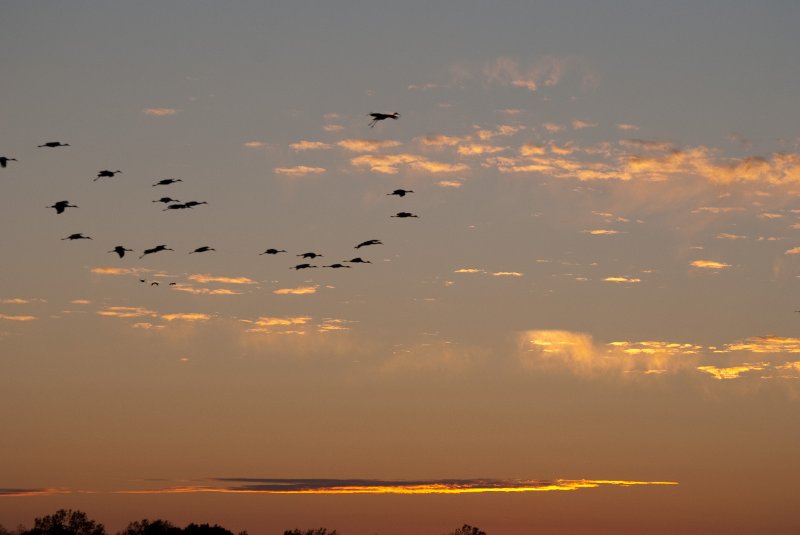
[273,286,317,295]
[274,166,326,176]
[289,140,333,151]
[492,271,523,277]
[0,314,37,321]
[697,364,768,380]
[418,134,465,147]
[586,229,621,235]
[143,108,178,116]
[457,143,505,156]
[188,274,255,284]
[161,313,211,322]
[337,139,402,152]
[437,180,463,188]
[243,141,267,148]
[572,120,597,130]
[690,260,731,269]
[784,247,800,255]
[97,306,155,318]
[91,267,146,276]
[603,276,641,283]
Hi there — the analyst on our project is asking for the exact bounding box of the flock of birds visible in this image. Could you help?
[3,113,420,285]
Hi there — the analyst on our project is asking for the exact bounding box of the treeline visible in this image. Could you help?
[0,510,487,535]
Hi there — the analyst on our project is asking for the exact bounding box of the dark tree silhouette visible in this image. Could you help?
[21,509,106,535]
[446,525,486,535]
[116,520,182,535]
[283,530,338,535]
[181,524,234,535]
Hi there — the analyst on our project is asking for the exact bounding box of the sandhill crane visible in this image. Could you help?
[368,112,400,128]
[48,200,78,214]
[108,246,134,258]
[151,281,160,286]
[324,263,351,269]
[291,263,317,270]
[298,252,323,259]
[62,233,91,240]
[153,197,180,204]
[391,212,419,218]
[38,142,70,148]
[355,239,382,249]
[387,189,414,197]
[189,246,215,254]
[183,201,208,208]
[95,170,122,181]
[140,245,173,259]
[345,257,371,264]
[260,248,287,255]
[152,178,182,186]
[0,157,17,168]
[163,203,189,211]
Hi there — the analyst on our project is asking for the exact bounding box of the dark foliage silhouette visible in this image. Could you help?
[283,529,338,535]
[117,519,182,535]
[445,525,486,535]
[21,509,106,535]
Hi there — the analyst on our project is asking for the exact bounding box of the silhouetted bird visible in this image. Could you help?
[324,263,351,269]
[62,233,91,240]
[140,245,173,259]
[48,200,78,214]
[153,197,180,204]
[151,281,160,286]
[387,188,414,197]
[109,245,134,258]
[0,157,17,168]
[183,201,208,208]
[298,252,323,259]
[345,257,371,264]
[391,212,419,218]
[355,239,382,249]
[168,282,177,286]
[152,178,183,186]
[163,203,189,211]
[291,263,317,270]
[260,248,287,255]
[368,112,400,128]
[95,169,122,181]
[38,141,70,148]
[189,246,215,254]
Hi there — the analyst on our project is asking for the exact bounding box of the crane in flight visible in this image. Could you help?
[355,239,382,249]
[391,212,419,218]
[291,263,317,270]
[140,245,173,259]
[38,141,70,148]
[95,169,122,181]
[153,178,183,186]
[62,233,92,240]
[368,112,400,128]
[344,257,371,264]
[297,252,323,259]
[0,156,17,168]
[260,248,287,255]
[189,246,215,254]
[387,188,413,197]
[108,246,134,258]
[48,200,78,214]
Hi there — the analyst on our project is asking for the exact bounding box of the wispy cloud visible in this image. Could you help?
[274,166,326,176]
[0,488,68,497]
[350,153,467,174]
[91,267,147,276]
[0,314,37,321]
[188,274,256,284]
[457,143,506,156]
[690,260,731,269]
[696,364,769,380]
[273,286,317,295]
[161,313,211,322]
[172,286,243,295]
[243,141,268,148]
[143,108,179,116]
[337,139,402,152]
[417,134,465,148]
[289,140,333,151]
[437,180,463,188]
[603,276,641,283]
[97,306,156,318]
[492,271,523,277]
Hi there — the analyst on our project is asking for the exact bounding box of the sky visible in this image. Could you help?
[1,1,800,534]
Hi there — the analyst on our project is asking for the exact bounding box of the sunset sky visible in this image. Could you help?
[2,2,800,534]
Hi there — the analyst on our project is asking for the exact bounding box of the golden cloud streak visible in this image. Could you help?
[697,364,768,380]
[603,277,641,283]
[91,267,146,276]
[115,479,677,496]
[188,274,255,284]
[289,140,333,151]
[143,108,178,116]
[337,139,402,152]
[161,313,210,322]
[0,314,37,321]
[274,166,326,176]
[97,306,155,318]
[691,260,731,269]
[273,286,317,295]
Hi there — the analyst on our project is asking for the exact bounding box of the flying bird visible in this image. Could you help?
[62,233,92,240]
[140,245,173,259]
[260,248,287,255]
[387,188,414,197]
[189,246,215,254]
[368,112,400,128]
[297,252,323,259]
[94,169,122,181]
[163,203,189,211]
[355,239,382,249]
[152,178,183,186]
[291,263,317,270]
[391,212,419,218]
[0,157,17,168]
[48,200,78,214]
[183,201,208,208]
[38,141,70,148]
[108,245,134,258]
[152,197,180,204]
[345,257,371,264]
[324,263,351,269]
[151,281,160,286]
